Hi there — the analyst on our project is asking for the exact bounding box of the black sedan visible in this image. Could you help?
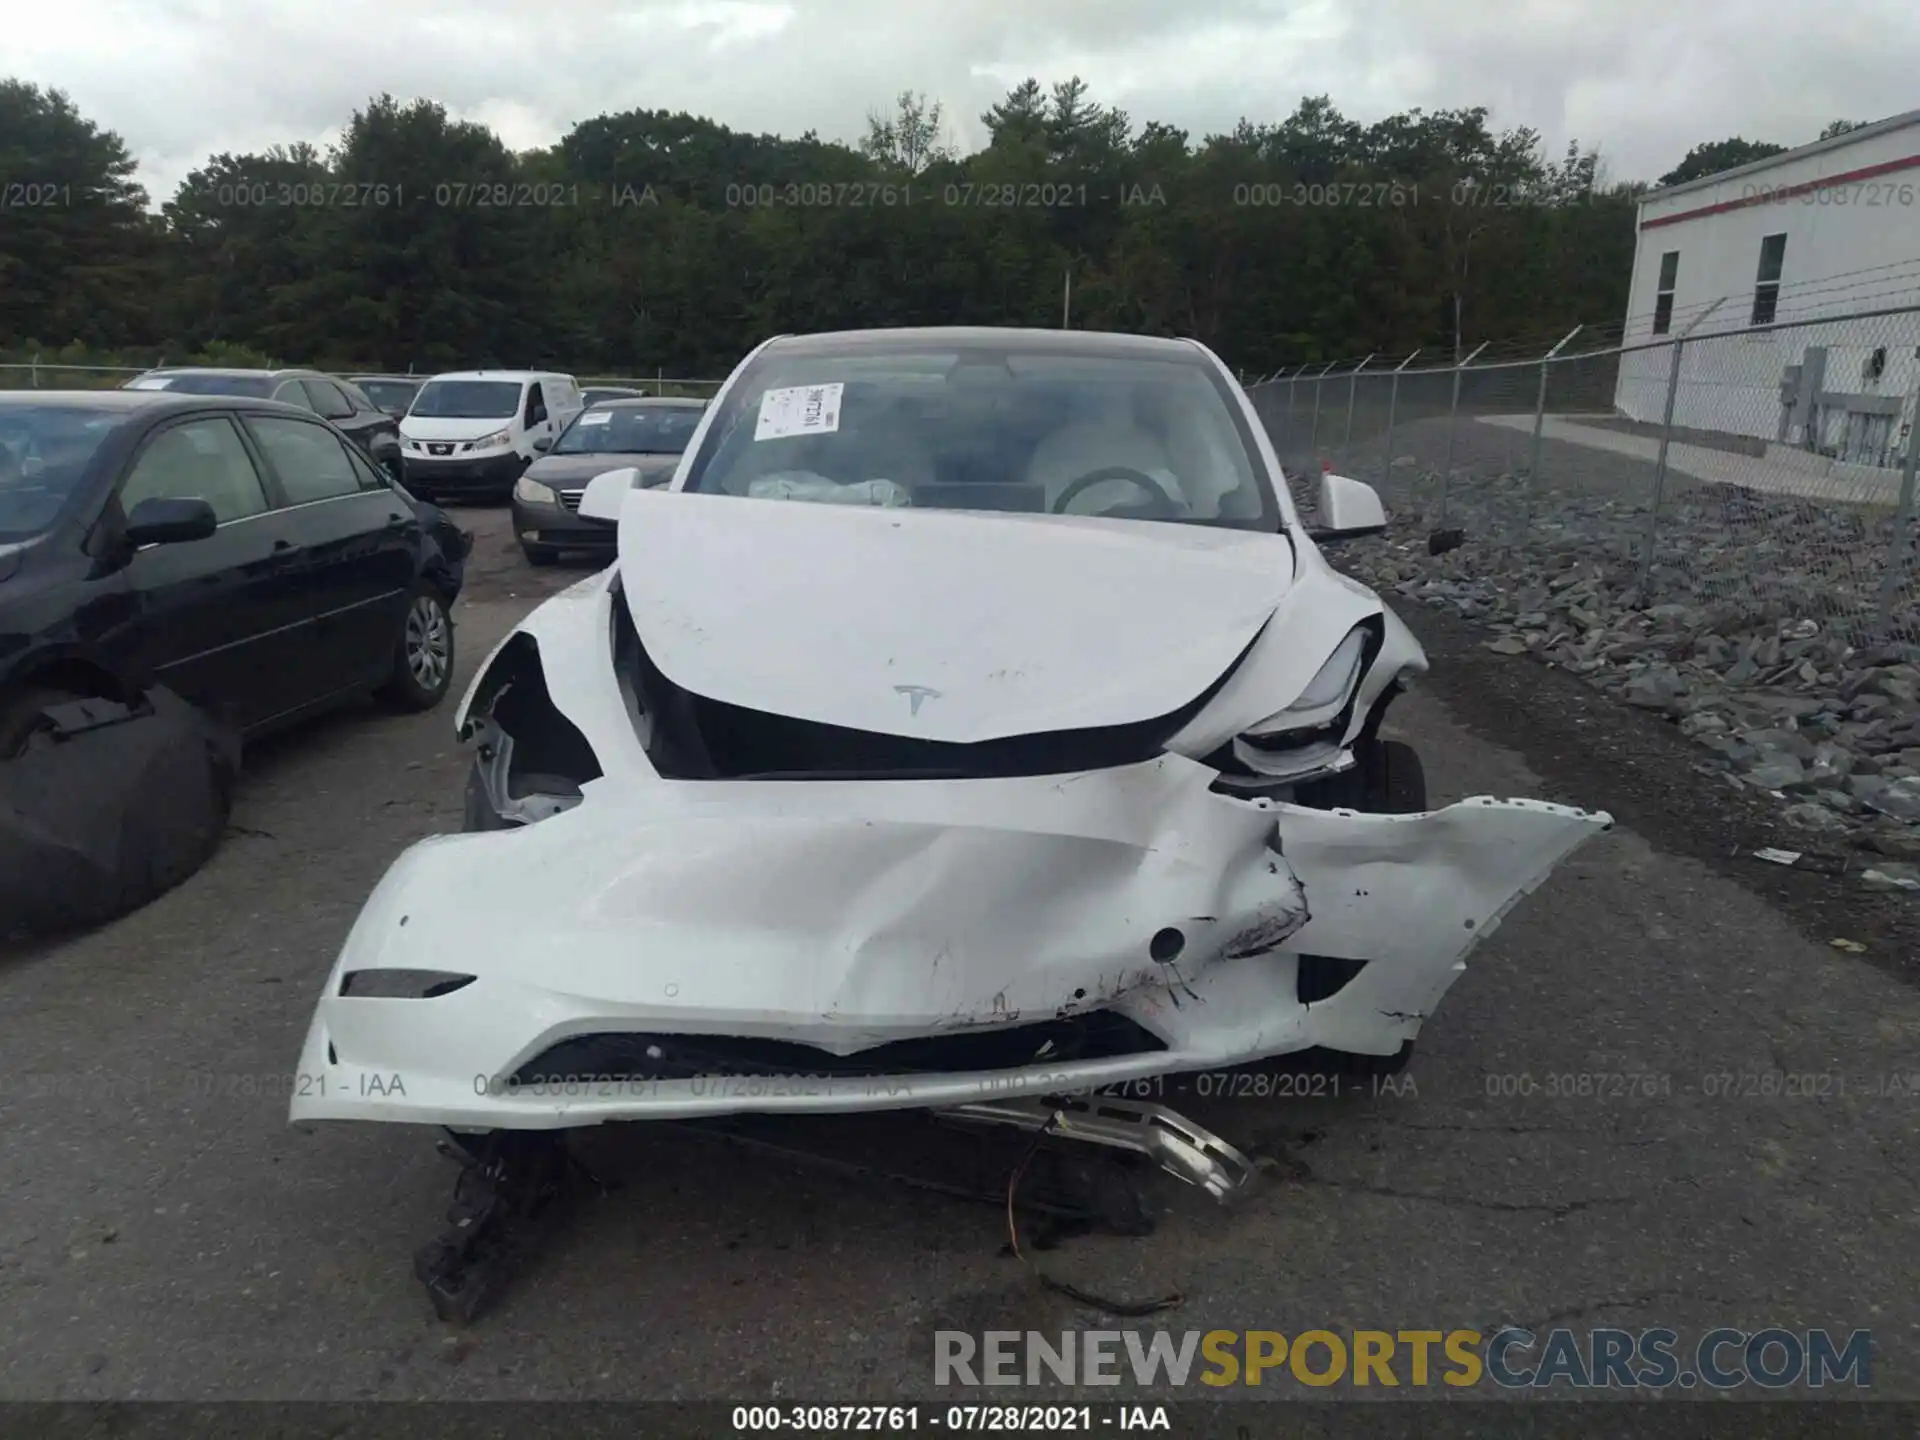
[124,368,404,483]
[0,391,471,756]
[348,374,424,420]
[510,397,706,565]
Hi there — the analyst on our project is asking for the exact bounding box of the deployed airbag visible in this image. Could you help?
[0,689,239,938]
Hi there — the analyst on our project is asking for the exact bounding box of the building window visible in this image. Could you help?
[1751,234,1787,326]
[1652,250,1679,335]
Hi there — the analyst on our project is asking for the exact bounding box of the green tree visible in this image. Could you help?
[0,81,159,349]
[1657,137,1787,187]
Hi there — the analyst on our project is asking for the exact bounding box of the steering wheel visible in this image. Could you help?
[1049,465,1181,517]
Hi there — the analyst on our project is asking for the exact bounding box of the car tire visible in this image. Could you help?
[377,586,456,712]
[521,544,558,567]
[0,686,84,760]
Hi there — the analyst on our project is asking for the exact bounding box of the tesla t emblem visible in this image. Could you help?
[895,684,942,716]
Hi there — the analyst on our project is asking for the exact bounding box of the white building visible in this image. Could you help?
[1614,109,1920,474]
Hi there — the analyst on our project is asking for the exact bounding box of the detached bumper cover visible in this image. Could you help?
[289,751,1610,1128]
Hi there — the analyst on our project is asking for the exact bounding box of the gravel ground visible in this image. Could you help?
[0,505,1916,1405]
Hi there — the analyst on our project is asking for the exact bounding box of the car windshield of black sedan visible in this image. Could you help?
[681,346,1275,529]
[0,406,119,539]
[554,407,702,455]
[130,372,275,397]
[359,380,419,411]
[411,380,522,419]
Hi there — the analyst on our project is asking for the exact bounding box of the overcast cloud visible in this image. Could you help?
[11,0,1920,205]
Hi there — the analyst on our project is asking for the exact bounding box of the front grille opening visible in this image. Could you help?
[610,586,1263,781]
[512,1011,1166,1085]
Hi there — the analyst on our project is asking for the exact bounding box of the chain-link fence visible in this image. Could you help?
[1249,302,1920,647]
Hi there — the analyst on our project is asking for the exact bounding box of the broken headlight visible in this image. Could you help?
[1230,623,1373,782]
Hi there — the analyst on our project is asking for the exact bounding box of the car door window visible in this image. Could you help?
[342,439,394,493]
[272,379,315,411]
[246,415,362,505]
[302,378,357,420]
[525,383,547,426]
[119,416,271,524]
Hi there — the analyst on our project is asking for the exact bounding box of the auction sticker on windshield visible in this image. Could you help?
[578,410,612,425]
[755,383,842,441]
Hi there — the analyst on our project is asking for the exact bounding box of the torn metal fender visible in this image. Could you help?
[287,760,1611,1128]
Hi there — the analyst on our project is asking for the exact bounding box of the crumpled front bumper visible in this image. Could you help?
[288,752,1609,1128]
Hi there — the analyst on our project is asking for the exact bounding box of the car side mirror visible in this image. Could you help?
[124,496,218,547]
[577,467,641,522]
[531,436,551,453]
[1306,472,1388,543]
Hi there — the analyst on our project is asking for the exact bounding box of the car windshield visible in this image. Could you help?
[0,405,119,540]
[682,343,1276,529]
[555,406,703,455]
[410,380,523,419]
[131,372,275,397]
[359,380,419,411]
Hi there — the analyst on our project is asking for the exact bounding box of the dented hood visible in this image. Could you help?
[615,489,1293,744]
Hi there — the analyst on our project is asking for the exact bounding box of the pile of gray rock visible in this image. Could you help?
[1334,468,1920,896]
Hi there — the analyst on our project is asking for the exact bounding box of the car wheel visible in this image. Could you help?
[521,544,558,567]
[377,587,456,712]
[0,686,83,760]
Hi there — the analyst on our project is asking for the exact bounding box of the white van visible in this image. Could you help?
[399,370,584,501]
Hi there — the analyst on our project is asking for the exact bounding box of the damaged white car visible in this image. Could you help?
[289,326,1610,1320]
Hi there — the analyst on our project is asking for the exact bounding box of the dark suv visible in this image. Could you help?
[124,369,403,482]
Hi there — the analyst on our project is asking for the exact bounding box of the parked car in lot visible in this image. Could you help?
[399,370,584,503]
[0,390,470,756]
[348,374,424,420]
[124,368,404,483]
[579,385,648,406]
[511,396,707,564]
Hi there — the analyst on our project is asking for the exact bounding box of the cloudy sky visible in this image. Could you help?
[13,0,1920,205]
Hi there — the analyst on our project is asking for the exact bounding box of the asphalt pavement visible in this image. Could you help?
[0,505,1915,1401]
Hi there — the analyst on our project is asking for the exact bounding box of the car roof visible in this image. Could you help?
[760,326,1203,362]
[586,396,705,410]
[140,366,312,379]
[0,390,318,416]
[421,370,571,383]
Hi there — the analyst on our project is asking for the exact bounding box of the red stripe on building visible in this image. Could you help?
[1641,151,1920,229]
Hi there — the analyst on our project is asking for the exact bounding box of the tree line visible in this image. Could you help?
[0,76,1871,377]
